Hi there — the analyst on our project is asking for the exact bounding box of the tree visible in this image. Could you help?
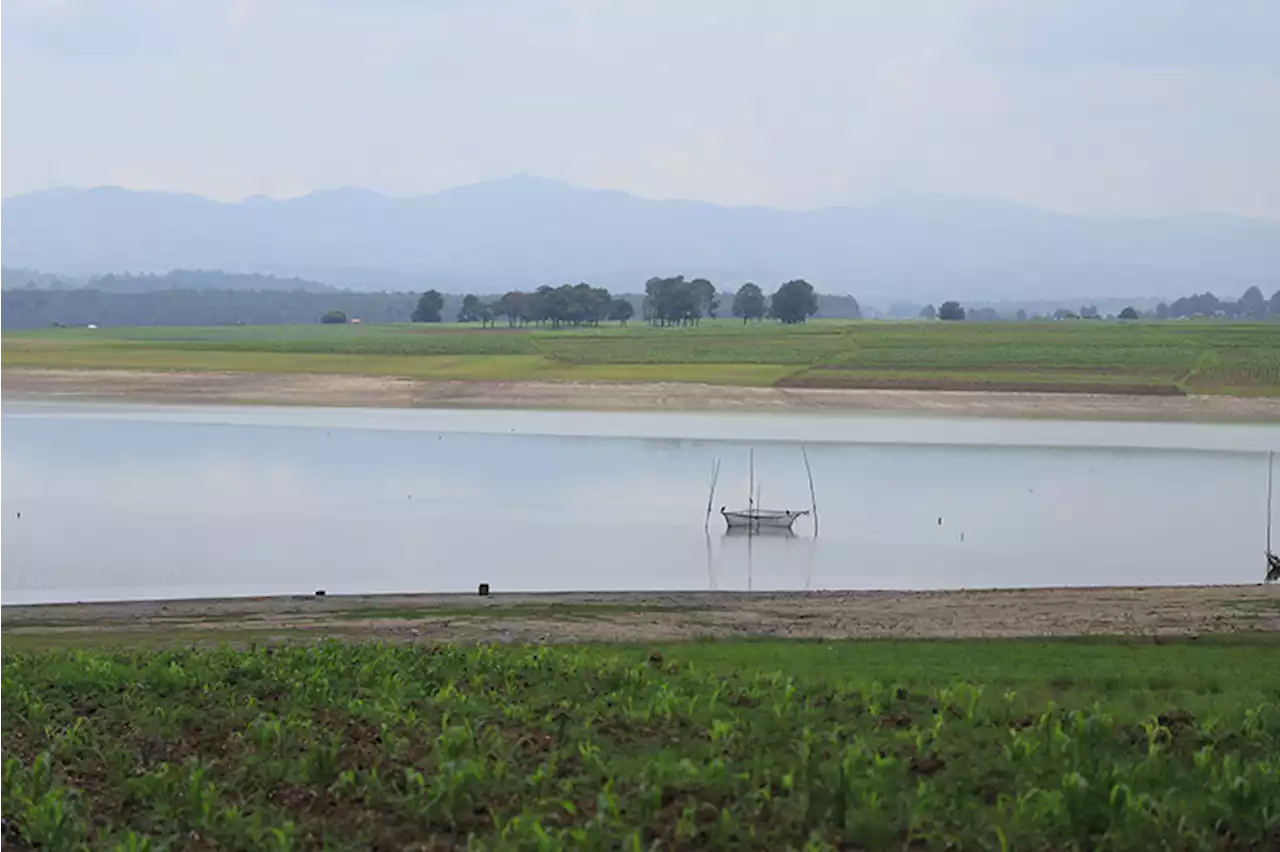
[689,278,718,322]
[938,301,965,321]
[770,279,818,324]
[491,283,615,329]
[1170,292,1220,318]
[457,294,482,322]
[732,283,766,323]
[817,294,861,319]
[586,285,613,326]
[969,307,1000,321]
[918,304,936,320]
[1118,306,1139,320]
[644,276,699,326]
[320,310,347,324]
[1015,309,1028,322]
[411,289,444,323]
[1155,302,1170,320]
[1240,285,1267,318]
[608,298,634,325]
[497,291,528,326]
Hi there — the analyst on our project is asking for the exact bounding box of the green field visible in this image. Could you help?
[4,637,1279,850]
[5,320,1280,394]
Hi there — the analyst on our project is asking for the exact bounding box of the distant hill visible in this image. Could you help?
[0,288,417,328]
[4,177,1279,300]
[88,269,336,293]
[0,267,78,290]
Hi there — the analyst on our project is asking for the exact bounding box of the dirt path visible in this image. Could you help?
[6,368,1280,421]
[4,586,1278,646]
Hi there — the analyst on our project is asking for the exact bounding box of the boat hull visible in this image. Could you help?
[721,509,808,531]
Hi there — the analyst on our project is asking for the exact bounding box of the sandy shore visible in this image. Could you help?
[4,585,1278,645]
[6,368,1280,421]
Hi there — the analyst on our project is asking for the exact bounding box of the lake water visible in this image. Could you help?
[3,401,1279,604]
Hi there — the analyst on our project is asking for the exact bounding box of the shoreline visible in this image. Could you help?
[5,585,1278,646]
[6,367,1280,421]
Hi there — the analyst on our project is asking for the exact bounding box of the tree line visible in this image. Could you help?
[2,277,847,329]
[410,284,633,328]
[416,277,823,328]
[1,288,427,329]
[1158,286,1280,320]
[915,286,1280,322]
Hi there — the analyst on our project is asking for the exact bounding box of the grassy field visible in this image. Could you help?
[5,319,1280,394]
[4,636,1279,850]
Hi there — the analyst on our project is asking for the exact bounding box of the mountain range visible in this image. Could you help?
[4,176,1278,301]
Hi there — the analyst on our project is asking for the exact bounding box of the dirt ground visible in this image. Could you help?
[6,368,1280,421]
[4,585,1278,646]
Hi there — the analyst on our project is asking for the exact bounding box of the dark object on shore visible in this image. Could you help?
[315,589,326,597]
[1266,552,1280,583]
[478,583,490,596]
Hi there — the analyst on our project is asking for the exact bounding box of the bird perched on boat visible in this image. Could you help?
[1267,552,1280,582]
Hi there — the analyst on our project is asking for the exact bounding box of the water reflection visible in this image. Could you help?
[2,403,1277,604]
[709,527,818,592]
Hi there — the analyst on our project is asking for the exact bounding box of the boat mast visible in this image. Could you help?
[748,449,755,511]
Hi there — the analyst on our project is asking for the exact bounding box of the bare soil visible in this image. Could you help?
[4,585,1278,645]
[6,368,1280,421]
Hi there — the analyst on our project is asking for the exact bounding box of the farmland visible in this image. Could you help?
[4,320,1280,395]
[4,633,1279,851]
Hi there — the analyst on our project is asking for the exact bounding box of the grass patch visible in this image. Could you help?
[0,627,305,653]
[1226,597,1280,618]
[6,319,1280,394]
[4,637,1279,849]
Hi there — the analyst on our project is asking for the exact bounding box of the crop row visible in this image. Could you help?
[4,642,1279,850]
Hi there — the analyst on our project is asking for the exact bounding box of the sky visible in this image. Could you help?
[3,0,1279,218]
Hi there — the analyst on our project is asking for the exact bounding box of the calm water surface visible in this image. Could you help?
[3,402,1278,604]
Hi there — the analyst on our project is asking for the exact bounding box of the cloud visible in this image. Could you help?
[2,0,1278,217]
[969,0,1280,73]
[1,0,241,62]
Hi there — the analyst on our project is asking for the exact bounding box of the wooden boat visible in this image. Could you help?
[713,448,813,533]
[721,507,808,532]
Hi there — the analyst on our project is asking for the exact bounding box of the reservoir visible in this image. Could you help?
[3,401,1277,604]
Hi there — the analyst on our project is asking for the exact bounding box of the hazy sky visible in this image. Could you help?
[4,0,1279,217]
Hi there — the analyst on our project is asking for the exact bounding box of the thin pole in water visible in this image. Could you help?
[1268,450,1275,553]
[705,530,715,590]
[802,445,819,538]
[704,458,721,531]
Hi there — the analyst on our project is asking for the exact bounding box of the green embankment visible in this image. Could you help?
[3,637,1279,850]
[4,320,1280,394]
